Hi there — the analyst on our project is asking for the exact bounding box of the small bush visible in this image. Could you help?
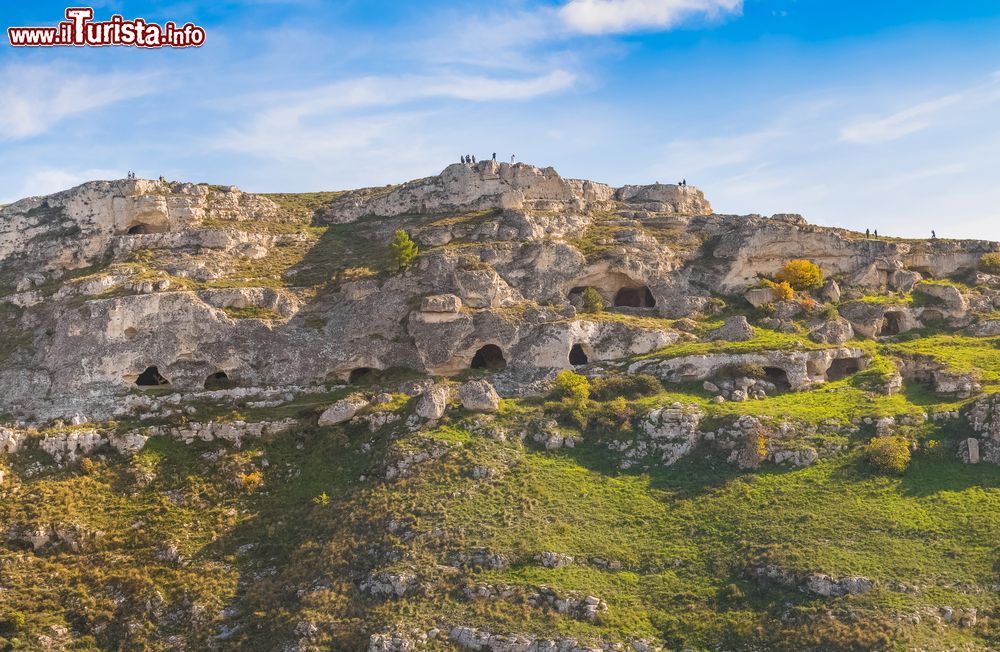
[581,287,604,313]
[589,373,662,400]
[390,229,419,270]
[551,370,591,402]
[312,492,330,506]
[775,259,823,290]
[0,611,25,633]
[591,396,635,433]
[866,436,911,474]
[240,470,264,494]
[980,252,1000,275]
[762,278,794,301]
[720,583,746,603]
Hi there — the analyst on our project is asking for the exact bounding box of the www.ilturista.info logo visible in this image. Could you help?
[7,7,206,48]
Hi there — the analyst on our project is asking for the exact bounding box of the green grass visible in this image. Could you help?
[640,327,837,360]
[886,334,1000,384]
[222,305,283,320]
[261,191,345,222]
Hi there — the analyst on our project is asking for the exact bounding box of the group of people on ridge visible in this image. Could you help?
[461,153,515,165]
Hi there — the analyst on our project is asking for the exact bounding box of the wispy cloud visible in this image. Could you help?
[559,0,742,35]
[218,70,576,159]
[0,64,158,141]
[840,71,1000,144]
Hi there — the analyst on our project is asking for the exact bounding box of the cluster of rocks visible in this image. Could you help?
[6,522,103,552]
[383,436,452,481]
[606,404,703,469]
[750,564,874,598]
[702,376,780,403]
[529,586,607,622]
[361,571,421,599]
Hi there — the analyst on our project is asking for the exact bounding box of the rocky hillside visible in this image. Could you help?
[2,161,1000,650]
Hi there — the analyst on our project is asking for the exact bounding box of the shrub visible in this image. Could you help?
[548,370,594,429]
[591,396,635,433]
[0,610,25,633]
[312,491,330,506]
[980,252,1000,275]
[581,287,604,313]
[761,278,794,301]
[551,370,591,402]
[390,229,419,270]
[775,259,823,290]
[865,436,911,474]
[590,373,662,400]
[240,470,264,494]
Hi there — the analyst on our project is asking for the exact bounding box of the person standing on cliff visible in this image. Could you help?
[511,154,516,163]
[866,228,870,238]
[492,152,496,161]
[472,155,476,164]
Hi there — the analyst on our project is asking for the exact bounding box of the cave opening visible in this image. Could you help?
[470,344,507,371]
[826,357,862,382]
[879,311,904,337]
[204,371,231,390]
[349,367,375,384]
[762,366,791,391]
[136,366,169,387]
[569,343,589,365]
[613,286,656,308]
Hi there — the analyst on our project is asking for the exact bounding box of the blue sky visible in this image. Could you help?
[2,1,1000,238]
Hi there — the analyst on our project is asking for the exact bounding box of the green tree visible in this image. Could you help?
[866,436,911,474]
[391,229,419,270]
[581,287,604,313]
[551,370,590,402]
[979,252,1000,275]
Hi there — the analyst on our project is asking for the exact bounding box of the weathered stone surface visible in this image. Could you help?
[318,396,370,426]
[708,316,754,342]
[915,281,968,313]
[420,294,462,313]
[415,385,451,419]
[808,319,854,345]
[457,380,500,412]
[744,287,776,308]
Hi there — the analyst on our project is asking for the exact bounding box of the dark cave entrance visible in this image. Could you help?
[204,371,231,390]
[879,311,904,337]
[471,345,507,371]
[569,343,589,366]
[826,357,862,382]
[136,366,169,387]
[613,286,656,308]
[349,367,375,384]
[126,223,153,235]
[762,366,791,391]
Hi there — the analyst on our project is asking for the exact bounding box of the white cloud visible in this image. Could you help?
[0,64,158,141]
[559,0,742,35]
[840,72,1000,144]
[218,70,576,159]
[6,167,122,202]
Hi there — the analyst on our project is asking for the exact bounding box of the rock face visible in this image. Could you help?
[415,385,451,420]
[0,163,997,422]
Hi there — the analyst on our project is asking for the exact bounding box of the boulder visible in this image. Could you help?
[915,281,968,313]
[416,385,451,419]
[744,287,776,309]
[708,316,754,342]
[318,396,370,426]
[889,269,922,292]
[809,319,854,345]
[966,320,1000,337]
[457,380,500,412]
[960,438,980,464]
[819,279,841,303]
[421,294,462,313]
